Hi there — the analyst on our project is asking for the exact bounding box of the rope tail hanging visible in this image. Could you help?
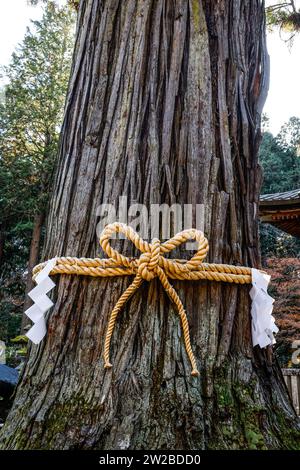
[31,222,256,377]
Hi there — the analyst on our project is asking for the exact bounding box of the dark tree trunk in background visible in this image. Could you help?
[1,0,299,449]
[21,212,45,334]
[0,229,4,267]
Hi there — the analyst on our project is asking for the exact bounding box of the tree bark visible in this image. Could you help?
[21,212,45,334]
[1,0,299,450]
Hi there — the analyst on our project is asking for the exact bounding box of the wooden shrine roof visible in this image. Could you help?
[259,189,300,238]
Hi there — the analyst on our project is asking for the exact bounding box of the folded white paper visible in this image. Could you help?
[250,268,278,348]
[25,258,57,344]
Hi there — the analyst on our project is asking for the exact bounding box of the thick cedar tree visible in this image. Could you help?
[1,0,299,450]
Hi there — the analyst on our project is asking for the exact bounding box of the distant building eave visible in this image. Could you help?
[259,188,300,238]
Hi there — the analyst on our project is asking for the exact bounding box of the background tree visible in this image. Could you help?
[276,116,300,152]
[266,0,300,41]
[259,116,300,258]
[259,118,300,194]
[1,0,299,450]
[0,2,75,337]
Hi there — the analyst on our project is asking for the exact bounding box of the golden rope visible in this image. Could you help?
[32,222,253,376]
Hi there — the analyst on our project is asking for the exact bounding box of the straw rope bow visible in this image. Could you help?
[102,223,210,377]
[33,222,252,376]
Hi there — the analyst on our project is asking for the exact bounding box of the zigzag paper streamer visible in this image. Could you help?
[250,268,278,348]
[25,258,57,344]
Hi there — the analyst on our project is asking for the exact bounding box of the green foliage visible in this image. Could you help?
[0,2,75,341]
[0,3,74,210]
[276,116,300,153]
[266,1,300,39]
[29,0,80,10]
[260,223,300,258]
[10,335,29,344]
[259,118,300,194]
[0,300,23,343]
[0,2,74,255]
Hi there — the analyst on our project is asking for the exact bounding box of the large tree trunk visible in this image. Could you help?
[1,0,299,450]
[21,212,44,334]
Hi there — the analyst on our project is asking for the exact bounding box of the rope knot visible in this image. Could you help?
[137,238,160,281]
[99,222,211,376]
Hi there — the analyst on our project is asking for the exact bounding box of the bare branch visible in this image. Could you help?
[266,2,294,12]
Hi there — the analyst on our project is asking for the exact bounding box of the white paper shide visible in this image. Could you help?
[25,258,57,344]
[250,268,278,348]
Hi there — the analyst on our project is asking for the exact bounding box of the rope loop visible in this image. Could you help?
[32,223,253,376]
[99,222,210,279]
[99,223,211,375]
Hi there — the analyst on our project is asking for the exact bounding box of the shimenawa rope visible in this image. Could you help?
[33,222,253,376]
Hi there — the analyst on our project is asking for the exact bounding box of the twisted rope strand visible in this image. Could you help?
[33,261,252,283]
[157,267,199,376]
[103,274,143,369]
[32,222,254,376]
